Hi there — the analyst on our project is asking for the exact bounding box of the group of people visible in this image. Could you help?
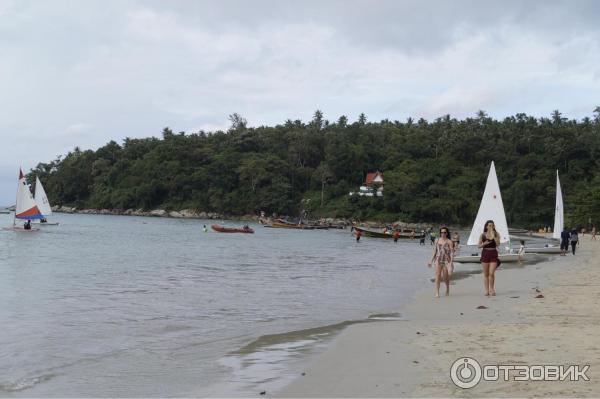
[427,220,500,298]
[419,228,460,251]
[560,227,579,256]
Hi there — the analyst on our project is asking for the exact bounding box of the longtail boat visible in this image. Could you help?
[211,224,254,234]
[353,226,415,239]
[264,221,316,229]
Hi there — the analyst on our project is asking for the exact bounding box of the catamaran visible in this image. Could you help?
[454,161,534,263]
[32,176,59,225]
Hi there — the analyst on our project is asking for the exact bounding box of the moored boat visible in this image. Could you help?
[211,224,254,233]
[353,226,414,239]
[264,221,316,229]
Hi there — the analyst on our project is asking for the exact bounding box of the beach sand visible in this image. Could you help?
[278,240,599,397]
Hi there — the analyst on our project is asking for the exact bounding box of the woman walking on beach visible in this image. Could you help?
[571,229,579,255]
[427,227,454,298]
[479,220,500,296]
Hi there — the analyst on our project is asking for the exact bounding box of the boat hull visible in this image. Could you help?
[264,222,315,229]
[524,247,561,254]
[2,226,39,232]
[32,221,60,226]
[454,253,530,263]
[353,226,414,239]
[211,224,254,234]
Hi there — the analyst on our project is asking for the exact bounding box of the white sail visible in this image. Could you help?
[34,176,53,216]
[467,161,510,245]
[15,169,43,220]
[552,170,563,239]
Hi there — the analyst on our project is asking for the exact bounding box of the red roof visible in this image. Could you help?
[365,172,383,185]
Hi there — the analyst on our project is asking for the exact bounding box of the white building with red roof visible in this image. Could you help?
[349,171,384,197]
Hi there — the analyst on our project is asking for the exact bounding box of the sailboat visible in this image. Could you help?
[5,169,43,231]
[32,176,59,225]
[523,170,562,254]
[552,170,563,240]
[454,161,528,263]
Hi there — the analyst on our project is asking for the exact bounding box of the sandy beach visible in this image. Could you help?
[278,240,600,397]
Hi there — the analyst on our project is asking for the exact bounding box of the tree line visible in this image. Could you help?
[29,108,600,229]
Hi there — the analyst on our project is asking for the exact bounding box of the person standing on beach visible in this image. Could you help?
[570,229,579,255]
[560,227,571,256]
[518,240,526,261]
[451,232,460,254]
[478,220,500,296]
[430,230,437,245]
[592,227,597,240]
[427,227,454,298]
[419,230,426,245]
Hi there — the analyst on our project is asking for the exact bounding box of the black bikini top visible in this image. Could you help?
[481,233,497,248]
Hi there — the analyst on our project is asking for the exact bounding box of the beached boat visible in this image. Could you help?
[454,253,531,263]
[459,161,516,261]
[32,176,59,226]
[523,245,561,254]
[466,161,510,246]
[353,226,414,239]
[211,224,254,233]
[523,172,564,253]
[552,170,563,240]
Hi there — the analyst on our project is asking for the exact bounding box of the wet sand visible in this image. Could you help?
[278,240,599,397]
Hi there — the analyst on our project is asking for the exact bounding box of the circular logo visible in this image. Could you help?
[450,357,482,389]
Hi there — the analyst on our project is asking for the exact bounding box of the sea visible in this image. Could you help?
[0,213,547,397]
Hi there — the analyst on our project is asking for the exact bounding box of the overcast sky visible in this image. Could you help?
[1,0,600,205]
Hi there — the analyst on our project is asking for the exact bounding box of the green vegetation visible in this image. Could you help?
[29,108,600,228]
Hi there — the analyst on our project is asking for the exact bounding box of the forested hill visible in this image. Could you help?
[29,110,600,228]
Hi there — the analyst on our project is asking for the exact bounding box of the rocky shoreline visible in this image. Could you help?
[52,206,253,220]
[52,206,448,231]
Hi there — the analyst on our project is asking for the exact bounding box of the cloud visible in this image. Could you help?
[1,0,600,203]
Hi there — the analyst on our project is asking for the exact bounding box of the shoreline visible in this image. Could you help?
[278,240,600,397]
[51,207,451,230]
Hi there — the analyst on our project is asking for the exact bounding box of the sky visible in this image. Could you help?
[1,0,600,205]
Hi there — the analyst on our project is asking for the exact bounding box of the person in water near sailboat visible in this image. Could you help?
[478,220,500,296]
[427,227,454,298]
[24,220,32,230]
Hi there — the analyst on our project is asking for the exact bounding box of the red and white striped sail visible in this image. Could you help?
[15,169,43,220]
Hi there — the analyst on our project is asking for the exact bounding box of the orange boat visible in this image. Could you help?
[211,224,254,234]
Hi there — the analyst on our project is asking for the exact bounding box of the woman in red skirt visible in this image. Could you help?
[478,220,500,296]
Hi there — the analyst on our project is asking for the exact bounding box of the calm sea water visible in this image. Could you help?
[0,213,537,397]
